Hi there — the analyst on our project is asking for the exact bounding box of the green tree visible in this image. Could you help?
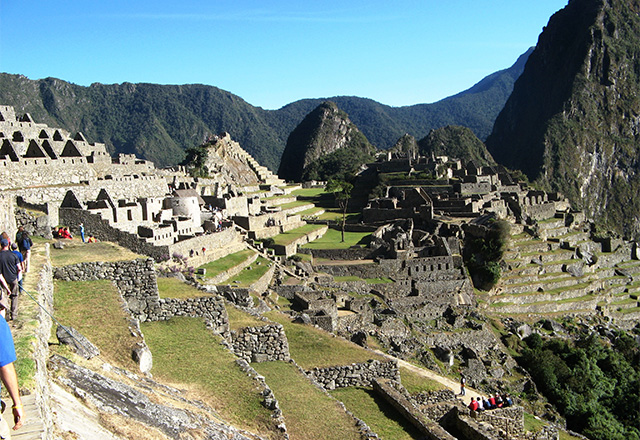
[326,179,353,242]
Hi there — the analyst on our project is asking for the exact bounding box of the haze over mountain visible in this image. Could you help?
[486,0,640,238]
[0,48,531,171]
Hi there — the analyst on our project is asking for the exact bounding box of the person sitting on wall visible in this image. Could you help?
[468,397,478,411]
[503,393,513,407]
[488,394,497,409]
[476,396,485,411]
[494,393,504,408]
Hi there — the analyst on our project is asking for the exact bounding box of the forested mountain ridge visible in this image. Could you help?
[486,0,640,238]
[0,48,531,171]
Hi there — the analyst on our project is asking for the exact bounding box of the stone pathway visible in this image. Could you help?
[3,394,45,440]
[373,350,478,406]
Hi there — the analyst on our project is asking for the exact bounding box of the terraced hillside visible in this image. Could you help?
[486,215,640,322]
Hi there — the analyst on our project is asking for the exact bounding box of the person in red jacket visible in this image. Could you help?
[468,397,479,411]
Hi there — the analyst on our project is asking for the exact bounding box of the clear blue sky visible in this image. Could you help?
[0,1,567,110]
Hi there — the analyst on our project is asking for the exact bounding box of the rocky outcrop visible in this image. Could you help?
[486,0,640,238]
[49,354,265,440]
[277,101,376,181]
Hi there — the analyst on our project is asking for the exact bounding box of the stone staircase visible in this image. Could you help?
[487,218,640,319]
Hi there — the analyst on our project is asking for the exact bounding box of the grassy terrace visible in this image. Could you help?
[54,279,141,371]
[226,304,265,331]
[265,311,385,369]
[333,276,394,284]
[300,228,370,250]
[49,239,144,266]
[254,362,362,440]
[198,249,256,279]
[220,256,271,287]
[157,276,206,299]
[141,317,277,437]
[270,224,326,246]
[278,200,314,210]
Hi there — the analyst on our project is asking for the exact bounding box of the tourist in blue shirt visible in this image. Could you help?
[0,315,24,436]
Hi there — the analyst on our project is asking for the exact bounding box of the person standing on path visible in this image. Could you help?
[79,223,85,243]
[459,373,466,396]
[0,240,20,321]
[0,314,25,438]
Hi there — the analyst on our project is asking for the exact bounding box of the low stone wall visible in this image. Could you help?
[373,378,456,440]
[206,251,258,285]
[230,324,290,363]
[307,359,399,390]
[15,207,53,238]
[32,245,56,438]
[474,406,524,438]
[158,297,228,334]
[414,389,457,406]
[272,225,328,257]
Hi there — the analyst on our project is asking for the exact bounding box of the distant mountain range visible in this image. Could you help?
[0,48,532,171]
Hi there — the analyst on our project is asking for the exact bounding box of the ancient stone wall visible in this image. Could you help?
[230,324,290,363]
[32,245,56,438]
[0,193,17,239]
[372,378,457,440]
[15,207,53,238]
[157,296,228,334]
[473,406,524,438]
[58,208,170,260]
[307,359,399,390]
[414,389,457,406]
[298,247,376,260]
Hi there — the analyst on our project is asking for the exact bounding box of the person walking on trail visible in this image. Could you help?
[0,314,25,437]
[16,230,32,274]
[459,373,466,396]
[0,240,20,321]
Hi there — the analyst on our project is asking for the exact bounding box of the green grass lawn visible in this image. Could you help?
[400,366,447,394]
[330,386,422,440]
[301,228,371,250]
[291,187,327,199]
[50,239,144,266]
[156,276,207,299]
[254,361,361,440]
[227,304,266,331]
[199,249,256,279]
[53,280,141,371]
[264,311,385,369]
[219,256,271,287]
[270,224,326,246]
[334,275,363,282]
[278,200,314,210]
[141,317,277,437]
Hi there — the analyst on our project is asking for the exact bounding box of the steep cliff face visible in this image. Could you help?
[419,125,496,166]
[486,0,640,237]
[277,102,376,182]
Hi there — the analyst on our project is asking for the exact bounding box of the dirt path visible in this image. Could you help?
[373,350,478,406]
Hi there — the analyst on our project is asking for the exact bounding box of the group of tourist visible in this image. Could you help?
[468,393,514,412]
[0,228,32,321]
[52,224,97,243]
